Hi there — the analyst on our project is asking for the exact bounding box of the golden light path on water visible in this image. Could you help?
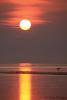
[19,64,32,100]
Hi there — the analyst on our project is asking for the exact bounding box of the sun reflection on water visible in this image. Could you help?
[19,64,32,100]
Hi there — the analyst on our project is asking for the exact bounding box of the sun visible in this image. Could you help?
[19,19,31,31]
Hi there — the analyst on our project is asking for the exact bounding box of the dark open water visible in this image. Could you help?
[0,64,67,100]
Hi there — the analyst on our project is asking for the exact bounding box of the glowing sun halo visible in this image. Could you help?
[19,19,31,31]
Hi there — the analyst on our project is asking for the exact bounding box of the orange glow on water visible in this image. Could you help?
[19,65,31,100]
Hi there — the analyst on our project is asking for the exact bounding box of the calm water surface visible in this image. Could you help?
[0,64,67,100]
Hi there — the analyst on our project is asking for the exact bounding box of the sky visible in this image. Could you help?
[0,0,67,64]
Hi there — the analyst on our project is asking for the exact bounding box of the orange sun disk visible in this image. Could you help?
[19,19,31,31]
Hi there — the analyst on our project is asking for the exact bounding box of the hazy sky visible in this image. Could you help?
[0,0,67,64]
